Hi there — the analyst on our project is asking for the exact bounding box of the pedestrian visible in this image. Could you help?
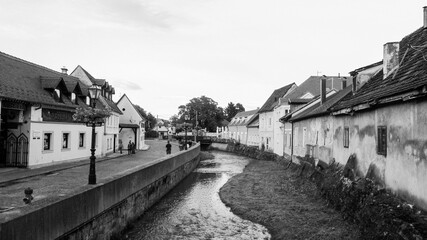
[132,142,136,154]
[128,140,132,155]
[166,141,172,154]
[118,140,123,154]
[179,140,183,151]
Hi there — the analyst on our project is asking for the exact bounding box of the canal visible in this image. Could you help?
[122,151,271,240]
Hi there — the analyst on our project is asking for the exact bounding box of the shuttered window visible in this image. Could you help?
[344,127,349,148]
[377,126,387,156]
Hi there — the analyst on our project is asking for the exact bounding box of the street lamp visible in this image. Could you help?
[184,114,190,150]
[87,84,101,185]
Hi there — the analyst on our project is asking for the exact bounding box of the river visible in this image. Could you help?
[123,151,271,240]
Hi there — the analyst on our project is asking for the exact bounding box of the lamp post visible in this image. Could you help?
[88,84,101,185]
[184,114,190,150]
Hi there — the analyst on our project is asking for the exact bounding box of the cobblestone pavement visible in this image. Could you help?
[0,139,183,222]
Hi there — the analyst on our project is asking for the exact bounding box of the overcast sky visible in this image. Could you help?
[1,1,425,119]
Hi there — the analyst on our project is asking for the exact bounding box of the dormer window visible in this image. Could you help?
[71,93,76,104]
[54,89,62,102]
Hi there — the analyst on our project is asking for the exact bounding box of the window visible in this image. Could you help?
[79,133,85,148]
[377,126,387,156]
[54,89,62,102]
[269,118,272,126]
[302,128,307,146]
[71,93,76,104]
[285,109,289,114]
[344,127,349,148]
[86,96,90,105]
[62,133,69,149]
[44,133,52,150]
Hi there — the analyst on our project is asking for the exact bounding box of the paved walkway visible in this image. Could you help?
[0,139,183,221]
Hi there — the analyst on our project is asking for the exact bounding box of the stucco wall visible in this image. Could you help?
[29,121,104,166]
[0,144,200,240]
[292,100,427,210]
[333,101,427,210]
[259,112,274,150]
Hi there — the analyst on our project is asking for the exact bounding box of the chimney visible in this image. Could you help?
[341,79,347,89]
[320,77,326,105]
[61,66,68,75]
[350,71,357,95]
[383,42,399,79]
[424,6,427,28]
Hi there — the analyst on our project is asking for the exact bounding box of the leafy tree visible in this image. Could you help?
[224,102,245,121]
[176,95,225,132]
[134,104,157,130]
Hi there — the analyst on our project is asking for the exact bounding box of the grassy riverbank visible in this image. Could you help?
[219,159,360,240]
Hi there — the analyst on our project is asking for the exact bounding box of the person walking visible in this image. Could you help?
[118,140,123,154]
[166,141,172,154]
[132,142,136,154]
[127,140,132,155]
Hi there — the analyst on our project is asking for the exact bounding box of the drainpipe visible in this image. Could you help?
[290,121,294,160]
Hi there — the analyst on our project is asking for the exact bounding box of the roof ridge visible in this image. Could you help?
[0,51,77,79]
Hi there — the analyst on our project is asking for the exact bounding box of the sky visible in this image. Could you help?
[0,1,426,119]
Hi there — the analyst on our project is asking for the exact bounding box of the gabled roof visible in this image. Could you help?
[116,94,145,121]
[290,87,352,122]
[100,96,122,114]
[258,83,295,113]
[279,76,350,106]
[247,114,259,128]
[228,109,258,127]
[333,27,427,112]
[0,51,82,109]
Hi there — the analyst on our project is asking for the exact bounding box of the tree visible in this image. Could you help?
[224,102,245,121]
[176,95,225,132]
[134,104,157,131]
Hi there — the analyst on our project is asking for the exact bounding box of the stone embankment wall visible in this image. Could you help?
[0,145,200,240]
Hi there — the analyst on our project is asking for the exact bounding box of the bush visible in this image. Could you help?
[145,130,159,138]
[318,160,427,239]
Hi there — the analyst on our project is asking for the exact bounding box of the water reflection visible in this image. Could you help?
[124,151,270,240]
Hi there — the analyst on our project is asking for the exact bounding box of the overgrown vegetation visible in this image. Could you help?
[217,142,427,240]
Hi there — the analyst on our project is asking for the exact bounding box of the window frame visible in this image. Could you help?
[377,126,387,156]
[344,127,349,148]
[62,132,70,150]
[43,132,53,151]
[79,132,85,148]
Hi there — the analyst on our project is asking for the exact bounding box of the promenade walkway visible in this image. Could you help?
[0,139,182,222]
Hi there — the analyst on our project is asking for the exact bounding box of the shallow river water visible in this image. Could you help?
[123,151,270,240]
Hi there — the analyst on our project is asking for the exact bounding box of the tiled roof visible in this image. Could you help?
[247,114,259,127]
[0,51,83,109]
[281,76,350,105]
[229,109,258,126]
[290,87,352,122]
[93,79,106,86]
[258,83,295,113]
[100,96,122,114]
[333,27,427,111]
[288,98,311,104]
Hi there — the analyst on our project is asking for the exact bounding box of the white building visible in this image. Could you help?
[70,66,122,155]
[258,83,296,151]
[0,52,106,167]
[116,94,148,150]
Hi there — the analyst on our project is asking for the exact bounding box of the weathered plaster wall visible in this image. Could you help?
[292,115,335,163]
[0,145,200,240]
[333,101,427,210]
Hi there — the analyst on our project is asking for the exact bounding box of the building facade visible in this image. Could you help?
[0,52,106,168]
[116,94,147,150]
